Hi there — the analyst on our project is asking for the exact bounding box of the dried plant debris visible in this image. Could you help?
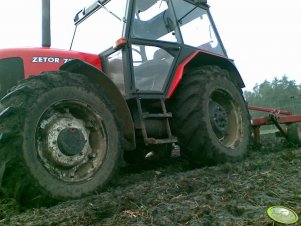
[0,136,300,226]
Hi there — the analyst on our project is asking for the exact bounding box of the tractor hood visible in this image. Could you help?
[0,47,102,79]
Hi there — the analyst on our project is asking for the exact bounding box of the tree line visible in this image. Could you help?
[244,75,301,117]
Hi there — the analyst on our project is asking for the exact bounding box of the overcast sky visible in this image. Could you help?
[0,0,300,91]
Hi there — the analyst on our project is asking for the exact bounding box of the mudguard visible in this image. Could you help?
[60,59,135,151]
[168,50,245,98]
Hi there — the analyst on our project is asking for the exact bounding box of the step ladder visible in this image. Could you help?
[136,98,178,145]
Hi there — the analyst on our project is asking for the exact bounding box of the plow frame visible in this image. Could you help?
[248,105,301,143]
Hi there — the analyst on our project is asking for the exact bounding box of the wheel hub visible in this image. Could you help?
[57,128,86,156]
[44,116,89,168]
[209,101,228,133]
[36,102,108,183]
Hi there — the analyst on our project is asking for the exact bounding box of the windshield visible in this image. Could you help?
[173,0,226,56]
[131,0,225,56]
[71,0,127,54]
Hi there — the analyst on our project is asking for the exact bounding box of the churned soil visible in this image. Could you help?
[0,135,300,226]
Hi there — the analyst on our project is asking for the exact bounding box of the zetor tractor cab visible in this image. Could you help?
[0,0,250,207]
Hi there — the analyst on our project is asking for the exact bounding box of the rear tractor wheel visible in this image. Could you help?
[169,66,251,166]
[0,71,121,207]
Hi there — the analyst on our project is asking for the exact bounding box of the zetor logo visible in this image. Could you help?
[32,56,73,64]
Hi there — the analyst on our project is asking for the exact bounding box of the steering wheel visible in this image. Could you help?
[132,47,147,64]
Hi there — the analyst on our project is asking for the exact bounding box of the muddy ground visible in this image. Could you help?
[0,135,300,226]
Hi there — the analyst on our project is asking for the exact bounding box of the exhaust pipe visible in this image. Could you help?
[42,0,51,47]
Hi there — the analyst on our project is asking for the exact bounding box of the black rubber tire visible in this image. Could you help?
[287,123,301,146]
[169,66,251,166]
[0,71,121,207]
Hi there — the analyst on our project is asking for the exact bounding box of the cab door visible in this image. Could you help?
[128,0,182,95]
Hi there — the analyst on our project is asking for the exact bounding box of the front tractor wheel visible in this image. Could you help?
[0,71,121,207]
[170,66,250,166]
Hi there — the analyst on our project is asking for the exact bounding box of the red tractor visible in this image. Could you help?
[0,0,250,207]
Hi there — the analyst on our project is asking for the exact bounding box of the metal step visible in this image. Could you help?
[142,112,172,119]
[136,98,177,146]
[144,137,178,145]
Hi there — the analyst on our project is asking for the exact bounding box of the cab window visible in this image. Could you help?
[131,0,178,43]
[173,0,225,56]
[71,0,128,54]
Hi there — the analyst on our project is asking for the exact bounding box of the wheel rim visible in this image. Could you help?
[36,100,107,183]
[209,89,243,149]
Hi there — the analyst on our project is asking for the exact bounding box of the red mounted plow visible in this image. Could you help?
[249,105,301,145]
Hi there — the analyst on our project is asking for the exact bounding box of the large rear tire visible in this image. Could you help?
[169,66,250,166]
[0,71,121,207]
